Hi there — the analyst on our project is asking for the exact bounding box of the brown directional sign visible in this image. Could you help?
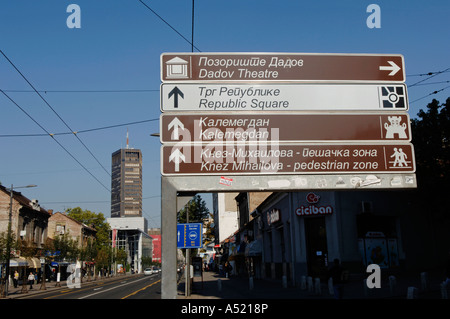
[161,53,405,83]
[160,113,411,143]
[161,143,415,175]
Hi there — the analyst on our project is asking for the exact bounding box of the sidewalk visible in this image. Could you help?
[177,270,448,300]
[2,273,139,299]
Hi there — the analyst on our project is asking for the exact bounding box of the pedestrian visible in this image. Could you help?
[328,258,345,299]
[28,272,35,289]
[13,270,19,288]
[225,261,233,277]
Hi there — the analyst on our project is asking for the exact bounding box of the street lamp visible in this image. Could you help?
[2,184,37,297]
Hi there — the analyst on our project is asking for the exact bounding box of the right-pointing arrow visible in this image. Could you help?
[169,148,185,172]
[379,61,401,76]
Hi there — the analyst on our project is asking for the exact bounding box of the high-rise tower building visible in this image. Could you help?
[110,132,143,218]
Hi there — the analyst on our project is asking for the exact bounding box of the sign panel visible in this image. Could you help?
[161,143,415,176]
[160,113,411,143]
[161,53,405,83]
[177,223,202,249]
[161,83,408,112]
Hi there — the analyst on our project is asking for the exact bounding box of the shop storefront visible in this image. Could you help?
[252,190,407,286]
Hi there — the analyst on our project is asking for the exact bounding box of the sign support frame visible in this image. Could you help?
[160,173,416,298]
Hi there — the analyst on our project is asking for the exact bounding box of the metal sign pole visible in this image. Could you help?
[161,176,177,299]
[185,203,190,297]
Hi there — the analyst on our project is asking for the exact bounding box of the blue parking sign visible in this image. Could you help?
[177,223,202,248]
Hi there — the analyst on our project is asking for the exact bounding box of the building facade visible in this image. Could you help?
[227,189,444,287]
[0,185,50,252]
[148,228,161,263]
[48,211,97,248]
[212,193,239,245]
[0,185,50,280]
[108,217,152,273]
[111,147,143,218]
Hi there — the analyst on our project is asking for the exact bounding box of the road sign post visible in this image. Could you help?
[162,143,415,176]
[160,83,408,112]
[161,53,405,82]
[160,113,411,143]
[177,223,203,249]
[160,52,415,299]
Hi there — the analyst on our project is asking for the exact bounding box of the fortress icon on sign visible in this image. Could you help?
[166,57,189,79]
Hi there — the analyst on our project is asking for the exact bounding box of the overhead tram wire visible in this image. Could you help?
[0,49,111,177]
[406,67,450,104]
[0,89,159,93]
[408,67,450,87]
[137,0,201,52]
[0,89,110,193]
[0,118,159,138]
[410,85,450,104]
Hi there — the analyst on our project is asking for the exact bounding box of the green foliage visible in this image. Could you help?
[177,194,210,223]
[49,233,79,262]
[65,207,111,249]
[0,231,17,262]
[411,97,450,190]
[410,97,450,223]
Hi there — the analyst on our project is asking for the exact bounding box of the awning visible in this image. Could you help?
[9,257,28,267]
[27,257,42,268]
[245,239,262,256]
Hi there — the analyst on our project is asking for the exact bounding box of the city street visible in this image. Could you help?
[8,273,161,300]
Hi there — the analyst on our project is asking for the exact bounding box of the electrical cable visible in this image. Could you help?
[410,85,450,104]
[137,0,201,52]
[408,67,450,87]
[0,89,159,93]
[0,118,158,138]
[0,49,111,177]
[0,89,111,193]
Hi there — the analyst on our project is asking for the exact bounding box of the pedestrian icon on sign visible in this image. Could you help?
[389,147,410,168]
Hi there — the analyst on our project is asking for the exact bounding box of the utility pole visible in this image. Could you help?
[185,202,190,296]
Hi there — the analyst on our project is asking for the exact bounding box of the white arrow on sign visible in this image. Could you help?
[169,148,185,172]
[168,117,184,140]
[379,61,401,76]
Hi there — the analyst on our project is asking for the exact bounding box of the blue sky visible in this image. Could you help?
[1,0,449,228]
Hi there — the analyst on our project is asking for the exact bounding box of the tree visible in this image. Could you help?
[51,233,79,262]
[177,195,210,223]
[411,97,450,193]
[177,195,210,258]
[410,97,450,266]
[65,207,111,249]
[203,213,215,246]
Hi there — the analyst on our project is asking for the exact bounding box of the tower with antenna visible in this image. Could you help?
[110,129,142,218]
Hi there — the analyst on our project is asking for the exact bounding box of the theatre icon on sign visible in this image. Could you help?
[166,57,189,79]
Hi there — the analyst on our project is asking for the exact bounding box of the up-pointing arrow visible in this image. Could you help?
[168,86,184,108]
[168,117,184,140]
[169,148,185,172]
[379,61,401,76]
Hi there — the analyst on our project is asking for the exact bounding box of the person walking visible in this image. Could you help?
[13,270,19,288]
[328,259,345,299]
[28,272,35,289]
